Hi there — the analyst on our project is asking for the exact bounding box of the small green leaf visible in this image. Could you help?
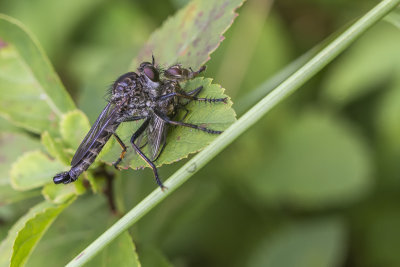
[131,0,246,69]
[0,132,42,205]
[41,183,80,204]
[41,131,70,165]
[87,231,141,267]
[0,15,75,135]
[10,151,65,191]
[246,219,346,267]
[101,78,236,169]
[0,199,75,267]
[60,110,90,150]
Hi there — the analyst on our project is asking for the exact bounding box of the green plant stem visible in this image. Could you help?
[67,0,400,266]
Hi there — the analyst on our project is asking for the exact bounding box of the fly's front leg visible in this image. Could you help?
[131,119,166,190]
[159,86,228,103]
[155,112,223,135]
[174,86,202,122]
[112,133,127,169]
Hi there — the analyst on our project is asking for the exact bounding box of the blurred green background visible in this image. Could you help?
[1,0,400,266]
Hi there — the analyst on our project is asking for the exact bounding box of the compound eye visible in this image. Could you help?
[143,66,159,82]
[139,62,151,70]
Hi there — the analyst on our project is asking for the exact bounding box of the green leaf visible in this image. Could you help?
[243,111,373,209]
[41,183,80,204]
[0,199,75,267]
[2,0,106,58]
[375,79,400,150]
[373,78,400,186]
[384,7,400,29]
[60,110,91,151]
[0,15,75,135]
[139,246,173,267]
[101,78,236,169]
[26,195,115,266]
[0,132,42,204]
[87,231,141,267]
[131,0,246,69]
[321,23,400,106]
[0,117,20,133]
[41,131,70,165]
[10,150,65,191]
[246,218,346,267]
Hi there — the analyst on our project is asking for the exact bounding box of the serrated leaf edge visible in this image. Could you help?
[132,0,246,68]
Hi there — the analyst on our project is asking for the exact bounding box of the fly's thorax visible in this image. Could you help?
[124,106,151,118]
[111,72,144,107]
[142,79,160,99]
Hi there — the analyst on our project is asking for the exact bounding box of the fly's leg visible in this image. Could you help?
[112,115,145,168]
[185,85,203,97]
[155,112,223,135]
[131,119,166,190]
[159,86,228,103]
[112,133,127,169]
[173,86,202,122]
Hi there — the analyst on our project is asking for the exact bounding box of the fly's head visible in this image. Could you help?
[138,61,161,98]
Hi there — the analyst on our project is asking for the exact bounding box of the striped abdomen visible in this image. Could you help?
[53,122,120,184]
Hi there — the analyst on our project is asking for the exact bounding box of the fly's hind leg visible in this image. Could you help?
[130,119,166,190]
[112,133,127,169]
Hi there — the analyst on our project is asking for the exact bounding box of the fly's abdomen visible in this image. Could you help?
[53,122,120,184]
[72,122,120,174]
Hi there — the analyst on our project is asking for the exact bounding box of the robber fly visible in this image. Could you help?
[53,56,227,189]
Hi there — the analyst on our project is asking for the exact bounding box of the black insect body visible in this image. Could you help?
[53,58,227,189]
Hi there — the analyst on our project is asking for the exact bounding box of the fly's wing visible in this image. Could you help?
[134,130,147,148]
[146,115,168,161]
[71,103,119,166]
